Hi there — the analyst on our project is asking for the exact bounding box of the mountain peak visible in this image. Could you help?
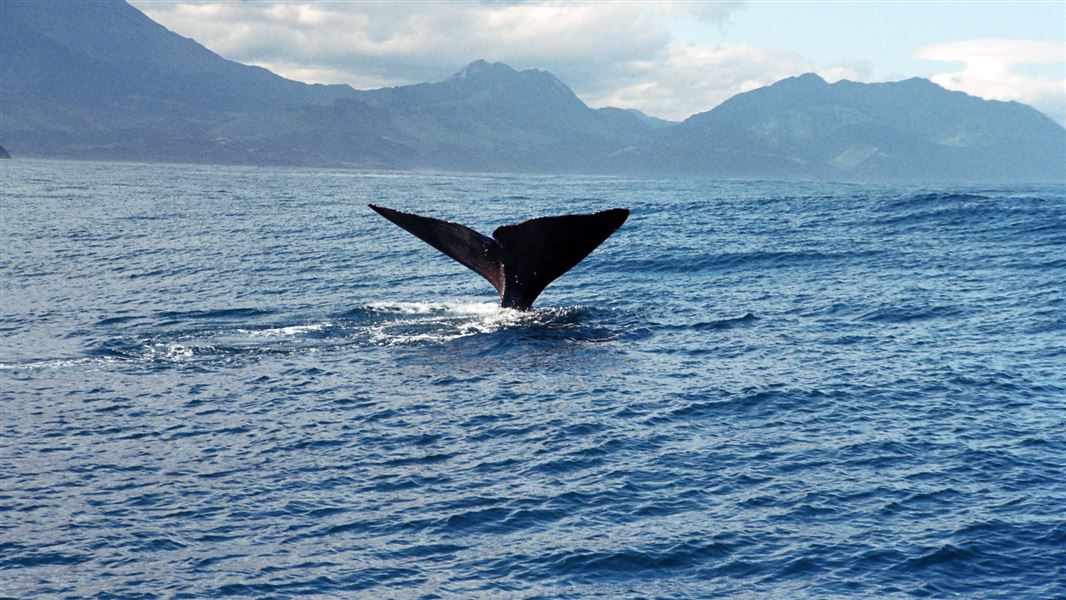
[773,72,828,88]
[449,60,517,81]
[898,76,941,89]
[438,59,585,111]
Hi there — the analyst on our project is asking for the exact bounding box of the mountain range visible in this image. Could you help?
[2,0,1063,182]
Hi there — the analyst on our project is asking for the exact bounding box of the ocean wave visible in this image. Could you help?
[616,249,881,273]
[3,302,637,369]
[4,165,1064,598]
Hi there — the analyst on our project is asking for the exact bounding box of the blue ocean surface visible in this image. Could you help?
[1,159,1064,598]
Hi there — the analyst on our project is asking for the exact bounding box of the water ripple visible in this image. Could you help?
[2,160,1064,598]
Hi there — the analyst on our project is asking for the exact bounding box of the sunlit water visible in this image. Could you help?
[2,159,1064,597]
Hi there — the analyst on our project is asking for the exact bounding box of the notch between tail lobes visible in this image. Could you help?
[369,204,629,310]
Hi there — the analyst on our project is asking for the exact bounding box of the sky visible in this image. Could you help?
[131,1,1066,124]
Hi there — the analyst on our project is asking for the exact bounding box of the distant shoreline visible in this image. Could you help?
[3,155,1065,189]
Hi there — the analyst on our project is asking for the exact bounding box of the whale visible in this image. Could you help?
[369,204,629,310]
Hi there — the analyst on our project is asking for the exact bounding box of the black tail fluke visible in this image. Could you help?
[492,209,629,309]
[369,204,628,310]
[368,204,503,291]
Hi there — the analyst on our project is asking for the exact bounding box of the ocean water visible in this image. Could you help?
[1,158,1064,598]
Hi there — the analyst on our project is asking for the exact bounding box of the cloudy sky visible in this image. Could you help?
[131,1,1066,124]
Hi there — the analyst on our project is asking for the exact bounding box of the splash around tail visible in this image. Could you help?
[369,204,629,310]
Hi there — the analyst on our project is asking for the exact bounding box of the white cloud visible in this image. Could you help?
[134,2,671,83]
[131,1,777,119]
[132,3,1066,125]
[816,62,874,84]
[582,42,804,120]
[656,1,746,24]
[916,39,1066,125]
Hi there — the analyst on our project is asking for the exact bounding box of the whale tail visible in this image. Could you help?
[369,204,629,310]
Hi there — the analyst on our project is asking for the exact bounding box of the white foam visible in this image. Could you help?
[147,342,195,360]
[0,356,116,370]
[358,302,543,347]
[366,301,500,316]
[243,323,329,337]
[0,304,574,368]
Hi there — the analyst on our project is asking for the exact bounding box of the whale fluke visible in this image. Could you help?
[369,204,629,310]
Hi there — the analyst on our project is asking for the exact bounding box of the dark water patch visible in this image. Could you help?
[880,191,990,210]
[873,198,1056,233]
[532,537,742,581]
[95,314,147,326]
[396,543,468,559]
[155,307,275,321]
[618,249,881,274]
[691,312,758,331]
[858,303,966,323]
[0,550,90,568]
